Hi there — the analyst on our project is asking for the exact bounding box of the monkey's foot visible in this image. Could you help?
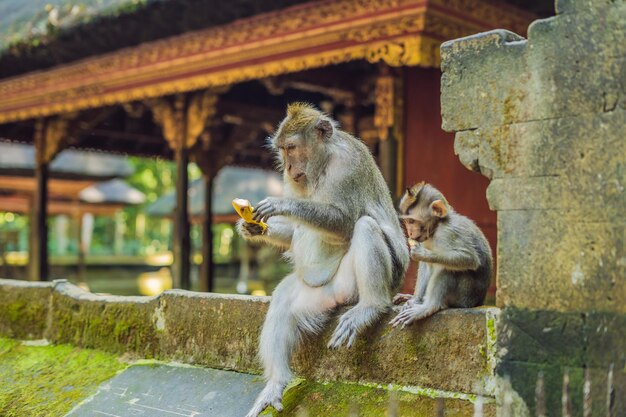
[389,304,441,329]
[327,319,357,349]
[392,293,413,305]
[389,307,420,328]
[328,306,379,349]
[245,383,284,417]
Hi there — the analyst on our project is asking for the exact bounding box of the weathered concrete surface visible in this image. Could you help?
[441,0,626,415]
[72,364,491,417]
[47,281,160,357]
[441,7,626,313]
[156,290,267,374]
[67,364,266,417]
[0,279,497,397]
[0,338,493,417]
[294,308,497,395]
[496,309,626,415]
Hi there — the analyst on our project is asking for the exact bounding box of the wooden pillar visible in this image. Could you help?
[200,173,214,292]
[173,96,191,290]
[77,212,94,284]
[30,116,73,281]
[174,146,190,290]
[379,137,397,197]
[31,119,49,281]
[77,213,86,284]
[147,90,219,290]
[375,67,402,198]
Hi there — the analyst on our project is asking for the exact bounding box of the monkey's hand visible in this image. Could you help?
[389,306,421,329]
[410,244,432,262]
[253,197,286,223]
[401,297,423,311]
[237,219,266,238]
[392,293,413,305]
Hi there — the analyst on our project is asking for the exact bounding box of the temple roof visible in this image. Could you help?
[0,0,311,80]
[0,0,553,80]
[79,178,145,204]
[0,142,134,179]
[0,0,137,51]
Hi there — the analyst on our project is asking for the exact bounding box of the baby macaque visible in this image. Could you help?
[390,182,492,328]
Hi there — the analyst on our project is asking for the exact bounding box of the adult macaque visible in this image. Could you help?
[390,182,492,328]
[238,103,408,417]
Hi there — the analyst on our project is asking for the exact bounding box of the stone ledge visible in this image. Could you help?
[0,338,496,417]
[0,278,498,396]
[0,279,53,339]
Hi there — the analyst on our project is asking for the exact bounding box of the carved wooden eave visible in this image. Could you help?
[0,0,532,124]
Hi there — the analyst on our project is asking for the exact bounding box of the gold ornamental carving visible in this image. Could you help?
[147,98,178,149]
[393,74,405,197]
[34,115,78,164]
[374,74,395,142]
[147,90,219,151]
[186,91,218,148]
[366,37,423,67]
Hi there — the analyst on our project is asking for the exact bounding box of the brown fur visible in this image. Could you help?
[278,102,323,139]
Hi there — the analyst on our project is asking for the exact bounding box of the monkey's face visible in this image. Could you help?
[399,182,449,242]
[278,135,310,185]
[272,103,335,190]
[402,214,437,242]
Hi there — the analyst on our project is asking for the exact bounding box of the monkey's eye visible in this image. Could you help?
[285,144,296,151]
[405,219,415,225]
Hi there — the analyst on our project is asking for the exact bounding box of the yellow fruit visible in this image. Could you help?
[232,198,268,233]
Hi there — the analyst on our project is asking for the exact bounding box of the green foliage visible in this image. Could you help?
[125,156,177,204]
[0,212,28,252]
[86,156,182,256]
[116,157,198,256]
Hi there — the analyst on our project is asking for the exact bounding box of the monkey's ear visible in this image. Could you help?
[430,200,448,218]
[315,118,334,141]
[408,181,425,197]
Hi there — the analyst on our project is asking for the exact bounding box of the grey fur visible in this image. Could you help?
[390,183,492,328]
[238,104,409,417]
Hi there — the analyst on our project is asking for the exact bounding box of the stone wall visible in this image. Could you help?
[440,0,625,415]
[0,278,498,398]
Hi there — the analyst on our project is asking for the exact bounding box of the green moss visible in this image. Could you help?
[487,317,496,343]
[0,287,50,339]
[0,338,18,355]
[0,338,125,417]
[481,312,498,381]
[5,300,26,322]
[258,380,488,417]
[50,296,159,357]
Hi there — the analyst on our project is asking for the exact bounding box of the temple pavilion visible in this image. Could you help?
[0,0,552,293]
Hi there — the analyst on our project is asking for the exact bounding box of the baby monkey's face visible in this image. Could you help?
[402,214,433,243]
[399,182,448,243]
